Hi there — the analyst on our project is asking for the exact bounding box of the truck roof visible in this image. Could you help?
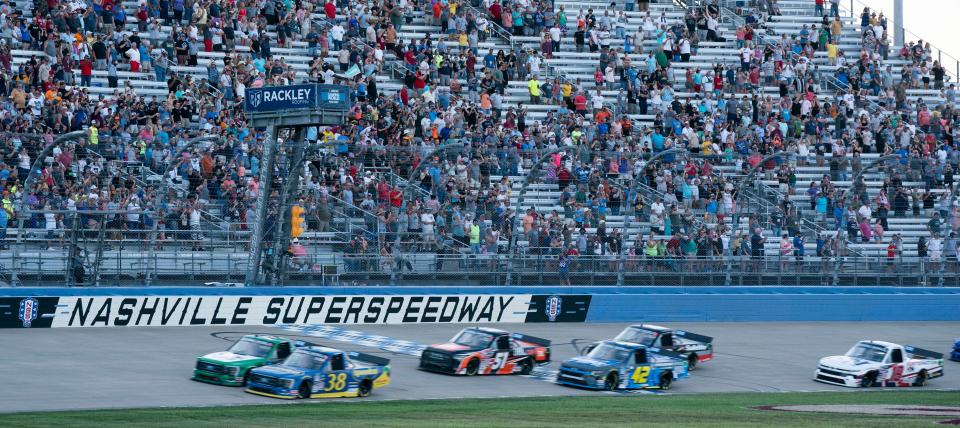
[244,334,287,344]
[859,340,900,349]
[606,340,646,350]
[299,346,343,356]
[630,324,671,333]
[469,326,508,335]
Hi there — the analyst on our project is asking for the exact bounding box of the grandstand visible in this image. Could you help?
[1,0,958,287]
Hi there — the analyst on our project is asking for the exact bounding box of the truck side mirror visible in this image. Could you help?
[496,336,511,351]
[635,349,648,364]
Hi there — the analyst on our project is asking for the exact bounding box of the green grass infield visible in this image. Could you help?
[2,390,958,427]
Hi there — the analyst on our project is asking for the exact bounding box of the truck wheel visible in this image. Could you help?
[605,373,619,391]
[358,380,373,397]
[242,370,251,386]
[298,381,312,399]
[687,354,698,370]
[861,372,877,388]
[913,370,928,387]
[659,372,673,390]
[465,359,480,376]
[519,358,534,375]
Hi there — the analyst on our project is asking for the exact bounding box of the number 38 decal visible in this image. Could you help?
[324,373,347,391]
[631,366,651,384]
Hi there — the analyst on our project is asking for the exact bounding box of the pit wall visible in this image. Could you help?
[1,286,957,328]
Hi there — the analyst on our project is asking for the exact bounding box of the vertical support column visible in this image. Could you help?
[893,0,904,48]
[245,126,278,286]
[267,132,308,286]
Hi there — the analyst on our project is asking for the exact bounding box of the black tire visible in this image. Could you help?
[687,354,699,370]
[659,372,673,390]
[298,381,312,399]
[241,370,251,386]
[358,380,373,397]
[605,373,619,391]
[519,358,534,375]
[465,358,480,376]
[861,372,877,388]
[913,370,928,387]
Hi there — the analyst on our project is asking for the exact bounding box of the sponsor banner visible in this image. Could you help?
[0,294,593,328]
[244,84,351,113]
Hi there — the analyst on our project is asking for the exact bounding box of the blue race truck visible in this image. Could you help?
[557,340,689,391]
[245,346,390,399]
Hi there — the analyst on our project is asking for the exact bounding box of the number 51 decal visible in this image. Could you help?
[491,352,509,370]
[631,366,651,384]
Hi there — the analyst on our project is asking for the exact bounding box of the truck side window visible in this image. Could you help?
[890,348,904,363]
[276,342,291,360]
[330,354,345,371]
[635,349,648,364]
[496,336,511,351]
[659,334,673,348]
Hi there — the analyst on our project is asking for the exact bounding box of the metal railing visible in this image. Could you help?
[5,252,956,287]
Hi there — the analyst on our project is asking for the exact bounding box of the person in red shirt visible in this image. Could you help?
[79,58,93,87]
[489,0,502,22]
[573,93,587,115]
[389,187,402,208]
[324,0,336,20]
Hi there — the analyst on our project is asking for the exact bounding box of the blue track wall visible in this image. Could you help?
[2,286,958,322]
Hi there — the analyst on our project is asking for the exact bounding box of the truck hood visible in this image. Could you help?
[561,356,617,371]
[200,351,261,364]
[251,365,306,379]
[818,355,879,371]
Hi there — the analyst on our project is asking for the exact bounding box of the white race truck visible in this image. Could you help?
[814,340,944,388]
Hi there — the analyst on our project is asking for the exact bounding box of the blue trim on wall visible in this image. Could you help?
[2,286,957,321]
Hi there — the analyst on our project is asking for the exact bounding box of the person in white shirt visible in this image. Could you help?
[549,24,562,52]
[331,23,345,50]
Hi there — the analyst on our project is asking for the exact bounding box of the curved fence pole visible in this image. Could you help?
[506,146,571,286]
[13,130,87,286]
[145,135,221,285]
[839,153,901,286]
[392,141,466,284]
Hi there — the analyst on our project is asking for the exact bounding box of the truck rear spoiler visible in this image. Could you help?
[511,333,551,347]
[675,330,713,344]
[904,345,944,360]
[348,351,390,367]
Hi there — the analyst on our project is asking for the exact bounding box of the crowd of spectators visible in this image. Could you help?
[1,0,959,279]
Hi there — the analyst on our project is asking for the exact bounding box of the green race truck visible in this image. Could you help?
[193,335,301,386]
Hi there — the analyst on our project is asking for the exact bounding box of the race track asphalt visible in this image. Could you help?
[2,321,959,413]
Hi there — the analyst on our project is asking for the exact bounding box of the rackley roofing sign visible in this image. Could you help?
[244,84,351,113]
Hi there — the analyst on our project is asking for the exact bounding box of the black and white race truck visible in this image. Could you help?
[581,324,714,370]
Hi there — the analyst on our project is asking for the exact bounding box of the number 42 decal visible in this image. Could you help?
[631,366,651,384]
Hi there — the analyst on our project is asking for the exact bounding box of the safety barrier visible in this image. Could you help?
[1,286,957,328]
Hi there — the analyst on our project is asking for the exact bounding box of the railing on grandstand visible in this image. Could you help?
[5,251,957,287]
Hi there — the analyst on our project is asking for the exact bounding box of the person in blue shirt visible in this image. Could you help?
[793,232,805,263]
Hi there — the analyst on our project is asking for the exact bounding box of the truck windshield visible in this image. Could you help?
[845,343,888,362]
[614,328,659,346]
[228,339,273,357]
[281,351,327,370]
[587,343,633,362]
[451,330,494,348]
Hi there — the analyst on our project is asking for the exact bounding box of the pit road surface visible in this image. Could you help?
[2,321,958,412]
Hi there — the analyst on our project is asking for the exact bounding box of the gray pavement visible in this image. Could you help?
[1,321,959,413]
